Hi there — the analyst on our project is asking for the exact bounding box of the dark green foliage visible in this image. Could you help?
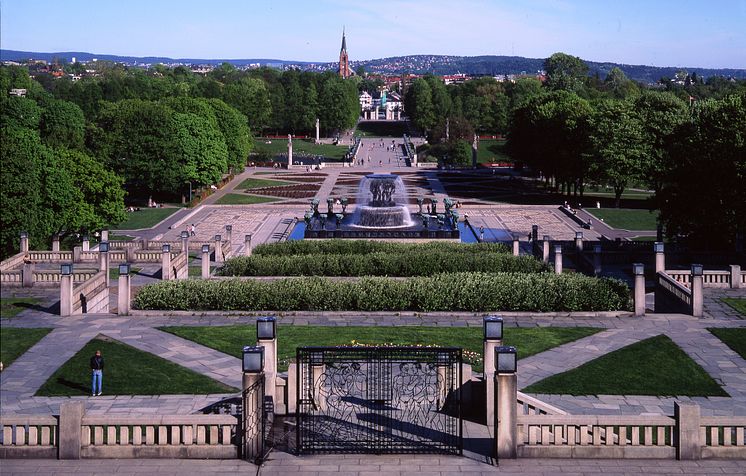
[133,273,631,312]
[220,251,547,277]
[38,98,86,150]
[0,96,42,129]
[252,240,510,256]
[524,335,727,397]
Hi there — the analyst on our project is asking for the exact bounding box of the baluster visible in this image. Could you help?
[158,426,168,444]
[132,426,142,445]
[107,426,116,445]
[120,427,129,446]
[197,426,206,444]
[644,426,652,445]
[145,426,155,445]
[736,427,744,446]
[209,425,218,445]
[631,426,640,446]
[605,426,614,446]
[27,427,38,446]
[94,426,104,445]
[567,425,576,446]
[183,425,193,445]
[699,426,707,446]
[619,426,627,446]
[41,427,50,446]
[171,426,181,445]
[579,425,589,445]
[592,425,601,445]
[15,426,25,446]
[529,425,538,445]
[657,426,665,446]
[2,426,12,445]
[723,427,731,446]
[710,427,719,446]
[221,425,231,445]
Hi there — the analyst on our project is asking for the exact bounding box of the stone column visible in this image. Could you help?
[315,118,320,143]
[730,265,741,289]
[531,225,538,243]
[675,402,700,460]
[287,134,293,169]
[58,401,84,459]
[244,234,253,257]
[180,234,189,255]
[99,247,110,287]
[575,232,584,252]
[118,272,130,315]
[60,271,73,316]
[214,235,223,264]
[691,266,704,317]
[655,242,666,274]
[225,225,233,246]
[258,338,277,399]
[471,134,478,169]
[484,339,500,429]
[374,106,379,120]
[82,236,90,252]
[73,246,82,264]
[593,244,602,276]
[161,245,172,280]
[201,246,210,279]
[512,236,520,256]
[634,264,646,317]
[101,230,109,242]
[20,232,29,253]
[22,262,34,288]
[554,245,563,274]
[287,363,297,414]
[542,236,550,263]
[52,234,60,252]
[495,372,518,459]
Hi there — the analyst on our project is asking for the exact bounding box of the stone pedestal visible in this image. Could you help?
[214,237,223,264]
[99,251,110,287]
[691,274,703,317]
[593,244,602,276]
[117,274,130,315]
[60,273,73,316]
[52,235,60,252]
[315,118,320,143]
[287,135,293,169]
[542,237,550,263]
[512,238,520,256]
[181,236,189,255]
[82,238,90,252]
[73,246,82,264]
[22,262,34,288]
[201,248,210,279]
[59,401,84,459]
[101,230,109,242]
[554,246,563,274]
[675,402,700,460]
[244,234,252,256]
[634,268,646,317]
[258,338,277,398]
[20,234,29,254]
[655,248,665,274]
[483,340,500,429]
[730,265,741,289]
[161,250,172,280]
[575,233,584,251]
[495,373,517,459]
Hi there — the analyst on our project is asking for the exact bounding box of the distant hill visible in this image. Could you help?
[2,49,744,83]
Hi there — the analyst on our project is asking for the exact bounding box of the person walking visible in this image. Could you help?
[190,224,196,237]
[90,350,104,396]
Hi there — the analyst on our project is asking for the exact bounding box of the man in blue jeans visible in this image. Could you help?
[90,350,104,396]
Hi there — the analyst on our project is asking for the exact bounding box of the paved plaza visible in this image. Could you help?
[1,164,744,474]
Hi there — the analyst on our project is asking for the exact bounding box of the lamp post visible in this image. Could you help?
[654,242,665,274]
[554,245,563,274]
[244,234,253,257]
[633,263,645,317]
[575,231,584,251]
[483,316,503,429]
[495,346,517,459]
[691,264,704,317]
[161,244,172,280]
[60,263,73,316]
[214,234,223,264]
[542,235,550,263]
[201,244,210,279]
[257,317,277,398]
[180,230,189,255]
[117,263,131,315]
[99,241,110,287]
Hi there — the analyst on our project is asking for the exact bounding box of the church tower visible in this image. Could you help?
[339,28,350,79]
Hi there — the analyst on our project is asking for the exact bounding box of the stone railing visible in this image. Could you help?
[700,416,746,459]
[171,252,188,280]
[516,391,567,416]
[666,269,743,289]
[80,414,237,458]
[34,271,97,285]
[517,414,676,458]
[109,240,143,249]
[0,415,58,458]
[0,252,25,272]
[655,271,692,315]
[145,240,213,252]
[28,251,73,262]
[72,271,108,314]
[133,250,165,263]
[0,270,22,284]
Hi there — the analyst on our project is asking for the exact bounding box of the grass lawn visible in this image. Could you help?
[0,327,52,367]
[255,139,347,159]
[709,328,746,360]
[477,140,510,164]
[236,177,296,190]
[109,266,142,281]
[584,186,654,199]
[587,208,659,231]
[188,266,214,278]
[108,234,135,241]
[523,335,727,397]
[112,208,180,230]
[35,337,238,396]
[721,298,746,317]
[1,297,41,318]
[215,193,281,205]
[159,325,600,373]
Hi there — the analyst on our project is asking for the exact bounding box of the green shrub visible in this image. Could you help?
[252,240,510,256]
[133,273,631,312]
[220,251,547,277]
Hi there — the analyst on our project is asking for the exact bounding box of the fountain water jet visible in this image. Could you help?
[352,174,414,228]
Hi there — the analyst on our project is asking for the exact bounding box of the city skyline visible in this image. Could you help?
[1,0,745,69]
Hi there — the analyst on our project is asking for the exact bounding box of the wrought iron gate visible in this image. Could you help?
[296,346,462,455]
[241,374,266,463]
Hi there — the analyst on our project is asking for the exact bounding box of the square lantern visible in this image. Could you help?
[118,263,130,276]
[495,346,517,374]
[593,244,602,254]
[242,346,265,373]
[633,263,644,276]
[543,235,550,242]
[225,225,233,232]
[215,234,221,242]
[99,242,109,252]
[60,263,73,275]
[180,231,189,239]
[162,244,171,253]
[554,245,563,254]
[483,316,503,341]
[575,231,584,240]
[257,316,277,340]
[201,244,210,254]
[654,242,664,254]
[691,264,704,276]
[20,231,28,239]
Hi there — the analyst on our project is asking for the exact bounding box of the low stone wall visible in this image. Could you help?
[655,271,692,315]
[72,271,108,315]
[0,415,58,459]
[171,252,188,280]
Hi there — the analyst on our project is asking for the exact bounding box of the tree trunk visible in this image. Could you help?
[614,187,624,208]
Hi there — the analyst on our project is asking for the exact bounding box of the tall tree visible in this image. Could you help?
[544,52,589,92]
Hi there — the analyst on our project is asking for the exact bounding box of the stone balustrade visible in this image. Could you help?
[666,268,744,289]
[516,391,567,416]
[171,252,188,280]
[700,416,746,458]
[133,250,165,262]
[0,415,58,458]
[71,271,108,314]
[0,270,23,284]
[0,252,25,272]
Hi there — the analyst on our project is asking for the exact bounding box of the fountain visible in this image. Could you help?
[352,174,414,228]
[302,173,460,240]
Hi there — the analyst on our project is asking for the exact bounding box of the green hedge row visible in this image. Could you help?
[252,240,510,256]
[220,251,547,277]
[133,273,631,312]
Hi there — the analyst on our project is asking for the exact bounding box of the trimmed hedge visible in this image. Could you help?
[133,273,631,312]
[220,252,548,277]
[252,240,510,256]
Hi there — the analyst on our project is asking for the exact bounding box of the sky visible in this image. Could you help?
[1,0,745,69]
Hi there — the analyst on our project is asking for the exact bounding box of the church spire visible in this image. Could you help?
[339,27,350,78]
[341,27,347,54]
